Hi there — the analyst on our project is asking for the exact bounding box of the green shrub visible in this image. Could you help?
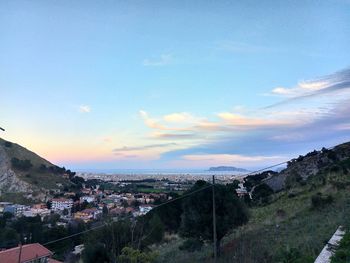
[331,231,350,263]
[311,193,334,209]
[179,238,203,252]
[11,158,33,170]
[276,246,313,263]
[4,141,12,147]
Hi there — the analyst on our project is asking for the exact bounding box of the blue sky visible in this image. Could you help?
[1,0,350,170]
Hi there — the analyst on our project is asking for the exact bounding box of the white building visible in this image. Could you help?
[139,205,153,215]
[51,198,73,211]
[3,204,30,217]
[80,196,95,203]
[23,208,51,219]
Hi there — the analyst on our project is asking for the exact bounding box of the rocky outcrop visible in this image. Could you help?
[264,142,350,192]
[0,146,33,194]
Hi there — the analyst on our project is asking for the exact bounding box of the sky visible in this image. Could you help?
[1,0,350,170]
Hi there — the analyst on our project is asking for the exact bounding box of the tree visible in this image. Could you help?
[82,242,110,263]
[118,247,157,263]
[180,180,249,256]
[142,214,164,246]
[149,193,182,232]
[11,158,33,170]
[4,141,12,147]
[0,227,19,248]
[252,183,274,204]
[102,205,108,218]
[131,199,141,208]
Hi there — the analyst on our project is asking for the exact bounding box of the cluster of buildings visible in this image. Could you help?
[0,202,51,219]
[0,187,166,225]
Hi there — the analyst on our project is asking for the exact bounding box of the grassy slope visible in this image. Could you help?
[0,138,71,192]
[154,169,350,263]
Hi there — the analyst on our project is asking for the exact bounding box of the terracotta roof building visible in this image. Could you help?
[0,243,62,263]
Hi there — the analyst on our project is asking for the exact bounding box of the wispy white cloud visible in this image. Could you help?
[269,80,330,97]
[182,154,283,162]
[143,54,173,66]
[79,105,91,113]
[265,68,350,108]
[113,143,177,153]
[163,112,195,123]
[132,67,350,168]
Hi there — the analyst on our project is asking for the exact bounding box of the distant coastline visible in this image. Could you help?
[208,166,249,172]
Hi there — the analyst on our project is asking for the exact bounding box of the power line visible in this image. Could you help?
[23,160,291,248]
[41,160,290,247]
[41,160,290,248]
[43,223,106,246]
[42,184,213,246]
[240,161,289,177]
[214,161,289,184]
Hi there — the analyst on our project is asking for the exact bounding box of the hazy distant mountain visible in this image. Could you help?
[208,166,249,172]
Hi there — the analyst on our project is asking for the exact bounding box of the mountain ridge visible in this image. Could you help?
[263,141,350,192]
[0,137,73,201]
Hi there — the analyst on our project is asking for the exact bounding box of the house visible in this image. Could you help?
[3,204,30,217]
[80,196,95,203]
[72,244,84,256]
[125,207,135,214]
[74,208,101,222]
[23,208,51,219]
[0,202,12,214]
[236,184,248,197]
[32,203,47,209]
[0,243,62,263]
[139,205,153,215]
[109,207,125,216]
[51,198,73,211]
[81,188,91,195]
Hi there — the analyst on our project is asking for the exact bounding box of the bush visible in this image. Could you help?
[4,141,12,147]
[118,247,158,263]
[252,183,274,204]
[179,238,203,252]
[331,231,350,263]
[11,158,33,170]
[276,246,313,263]
[311,193,334,209]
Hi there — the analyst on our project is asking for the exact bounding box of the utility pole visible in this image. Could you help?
[17,242,22,263]
[110,220,117,263]
[212,175,217,263]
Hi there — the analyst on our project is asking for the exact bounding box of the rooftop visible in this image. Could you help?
[0,243,60,263]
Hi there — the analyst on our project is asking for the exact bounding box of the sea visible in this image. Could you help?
[75,168,251,178]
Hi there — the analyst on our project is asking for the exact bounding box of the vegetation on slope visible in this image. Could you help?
[154,152,350,263]
[331,230,350,263]
[0,138,74,197]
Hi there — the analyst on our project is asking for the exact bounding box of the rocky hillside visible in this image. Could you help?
[264,141,350,191]
[0,138,73,201]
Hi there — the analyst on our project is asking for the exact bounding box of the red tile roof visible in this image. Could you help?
[49,258,63,263]
[0,243,53,263]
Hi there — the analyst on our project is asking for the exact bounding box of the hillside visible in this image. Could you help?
[264,141,350,192]
[0,138,73,202]
[154,141,350,263]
